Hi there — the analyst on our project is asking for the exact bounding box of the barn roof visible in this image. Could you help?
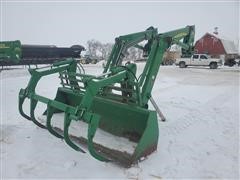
[200,33,238,54]
[219,38,238,54]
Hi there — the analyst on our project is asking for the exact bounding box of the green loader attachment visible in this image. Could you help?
[19,25,195,166]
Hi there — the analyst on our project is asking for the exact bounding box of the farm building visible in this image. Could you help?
[194,30,239,66]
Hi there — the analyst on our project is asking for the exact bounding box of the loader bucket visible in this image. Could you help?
[46,87,159,166]
[18,58,159,167]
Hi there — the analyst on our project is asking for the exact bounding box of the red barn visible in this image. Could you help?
[195,32,238,65]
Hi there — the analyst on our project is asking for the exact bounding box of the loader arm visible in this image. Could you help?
[138,25,195,106]
[103,27,158,72]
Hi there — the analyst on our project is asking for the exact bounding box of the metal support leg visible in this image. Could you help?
[150,97,166,121]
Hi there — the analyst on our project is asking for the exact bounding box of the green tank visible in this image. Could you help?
[0,40,22,63]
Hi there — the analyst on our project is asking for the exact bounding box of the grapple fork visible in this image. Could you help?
[19,59,114,161]
[19,26,194,166]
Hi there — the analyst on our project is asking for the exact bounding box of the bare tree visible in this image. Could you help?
[101,43,113,60]
[86,39,144,61]
[86,39,113,60]
[86,39,102,57]
[125,47,143,61]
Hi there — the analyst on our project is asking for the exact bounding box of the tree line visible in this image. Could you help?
[86,39,144,61]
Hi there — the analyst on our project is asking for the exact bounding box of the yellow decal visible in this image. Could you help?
[174,32,188,39]
[0,44,10,49]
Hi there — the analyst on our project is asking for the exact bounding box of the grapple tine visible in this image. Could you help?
[19,89,47,129]
[30,98,46,129]
[64,113,86,153]
[46,104,63,138]
[87,114,110,162]
[18,89,31,121]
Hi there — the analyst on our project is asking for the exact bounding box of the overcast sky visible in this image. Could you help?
[1,0,239,51]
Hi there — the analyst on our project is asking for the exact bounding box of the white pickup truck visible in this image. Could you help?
[175,54,222,69]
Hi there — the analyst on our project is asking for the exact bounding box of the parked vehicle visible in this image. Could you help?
[175,54,222,69]
[79,55,99,64]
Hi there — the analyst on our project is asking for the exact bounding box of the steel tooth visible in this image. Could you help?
[64,113,85,153]
[18,89,31,121]
[46,104,63,138]
[87,114,110,162]
[30,98,46,129]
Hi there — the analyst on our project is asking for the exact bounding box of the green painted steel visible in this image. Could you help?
[19,25,195,166]
[0,40,22,63]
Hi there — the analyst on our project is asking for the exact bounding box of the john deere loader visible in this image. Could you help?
[19,25,195,167]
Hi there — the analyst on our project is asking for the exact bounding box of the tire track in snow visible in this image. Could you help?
[155,89,238,178]
[160,89,237,138]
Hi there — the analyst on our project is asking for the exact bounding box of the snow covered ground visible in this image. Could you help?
[1,63,239,179]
